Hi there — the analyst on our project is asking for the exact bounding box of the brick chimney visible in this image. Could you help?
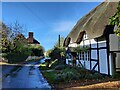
[28,32,33,43]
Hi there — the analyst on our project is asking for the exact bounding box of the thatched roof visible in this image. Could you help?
[64,2,118,47]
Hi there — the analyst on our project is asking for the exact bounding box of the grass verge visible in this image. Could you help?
[39,59,119,89]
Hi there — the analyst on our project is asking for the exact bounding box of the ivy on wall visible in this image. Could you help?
[109,2,120,37]
[74,46,90,52]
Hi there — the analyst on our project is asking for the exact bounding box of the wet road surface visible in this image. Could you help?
[2,61,51,89]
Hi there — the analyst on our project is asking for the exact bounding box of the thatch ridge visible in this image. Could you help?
[64,2,118,47]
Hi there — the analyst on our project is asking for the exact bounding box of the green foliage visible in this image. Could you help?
[109,2,120,37]
[50,59,64,69]
[4,34,31,63]
[1,22,45,63]
[1,22,43,63]
[55,74,66,82]
[74,45,90,52]
[1,23,11,53]
[42,71,56,84]
[114,28,120,36]
[29,45,45,56]
[39,65,50,70]
[54,36,65,48]
[54,65,66,70]
[93,72,103,79]
[39,61,50,70]
[46,49,52,57]
[46,36,65,61]
[5,47,31,63]
[39,59,64,70]
[40,57,106,84]
[49,47,66,60]
[112,72,120,79]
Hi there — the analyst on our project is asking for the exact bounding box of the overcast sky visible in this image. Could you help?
[2,2,101,51]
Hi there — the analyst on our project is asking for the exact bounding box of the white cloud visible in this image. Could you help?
[51,20,76,33]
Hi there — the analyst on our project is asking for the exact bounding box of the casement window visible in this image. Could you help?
[79,51,90,61]
[79,52,84,60]
[88,51,90,61]
[79,52,81,60]
[86,51,90,61]
[80,52,82,60]
[82,52,84,60]
[85,51,87,60]
[83,33,88,40]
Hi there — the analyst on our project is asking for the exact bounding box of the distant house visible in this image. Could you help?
[64,2,120,76]
[27,32,40,45]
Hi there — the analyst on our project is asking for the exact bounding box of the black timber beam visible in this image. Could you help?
[106,35,110,76]
[97,38,100,73]
[92,62,98,71]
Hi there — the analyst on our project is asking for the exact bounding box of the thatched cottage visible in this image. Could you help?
[64,2,120,75]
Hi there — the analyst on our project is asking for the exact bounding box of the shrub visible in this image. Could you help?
[93,72,103,79]
[84,74,93,80]
[31,48,44,56]
[55,71,79,83]
[49,47,65,61]
[55,74,66,82]
[6,51,29,63]
[65,71,79,81]
[50,59,64,69]
[54,65,66,70]
[84,72,103,80]
[55,70,80,83]
[39,62,50,70]
[42,71,56,84]
[113,72,120,79]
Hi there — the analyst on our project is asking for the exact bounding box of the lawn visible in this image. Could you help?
[39,59,120,89]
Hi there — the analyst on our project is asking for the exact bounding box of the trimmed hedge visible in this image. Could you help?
[6,52,28,63]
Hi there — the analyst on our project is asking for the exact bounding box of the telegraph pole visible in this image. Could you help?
[59,34,60,47]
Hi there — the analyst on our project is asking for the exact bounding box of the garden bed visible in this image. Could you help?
[39,60,120,89]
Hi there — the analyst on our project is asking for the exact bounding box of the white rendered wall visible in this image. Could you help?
[68,43,77,47]
[109,34,120,51]
[109,34,120,72]
[99,49,108,74]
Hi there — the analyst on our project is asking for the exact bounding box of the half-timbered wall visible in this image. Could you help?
[77,38,112,75]
[66,34,113,75]
[66,33,120,75]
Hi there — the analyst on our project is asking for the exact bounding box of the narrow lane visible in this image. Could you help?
[2,61,51,89]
